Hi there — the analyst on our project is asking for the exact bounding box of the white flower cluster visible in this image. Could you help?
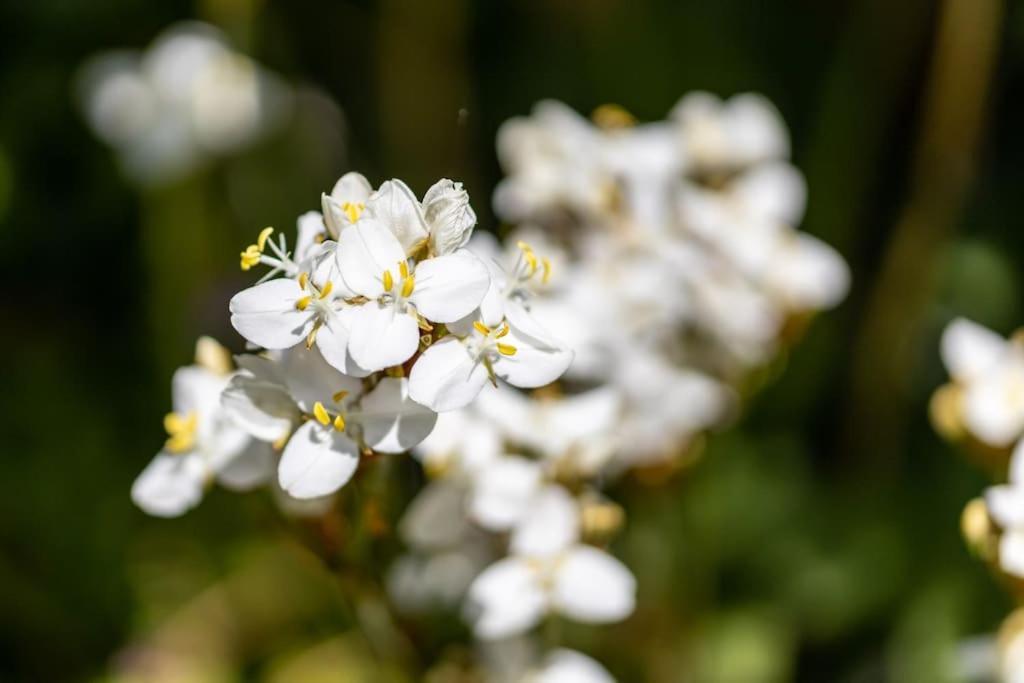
[132,173,572,514]
[77,22,290,185]
[387,94,849,680]
[492,94,849,466]
[935,319,1024,683]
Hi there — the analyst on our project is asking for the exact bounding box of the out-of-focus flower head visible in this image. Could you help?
[77,22,291,185]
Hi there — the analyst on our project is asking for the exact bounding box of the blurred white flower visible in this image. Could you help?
[78,22,290,185]
[131,338,272,517]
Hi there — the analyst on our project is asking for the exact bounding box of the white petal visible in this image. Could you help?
[725,93,790,164]
[294,210,327,265]
[535,649,615,683]
[171,365,226,418]
[467,557,547,640]
[731,162,806,226]
[492,324,573,389]
[315,308,371,378]
[279,346,363,415]
[131,452,207,517]
[367,178,429,253]
[767,232,850,311]
[987,483,1024,528]
[408,337,489,411]
[336,219,407,297]
[229,278,314,349]
[359,377,437,453]
[1002,529,1024,578]
[941,318,1007,383]
[322,171,373,236]
[216,439,275,490]
[469,455,543,531]
[278,421,359,499]
[220,372,297,441]
[1011,439,1024,485]
[347,302,420,371]
[410,251,490,323]
[422,178,476,255]
[510,484,580,557]
[964,368,1024,447]
[552,546,636,623]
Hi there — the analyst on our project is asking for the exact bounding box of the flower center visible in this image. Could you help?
[341,201,365,223]
[472,321,517,357]
[311,391,350,432]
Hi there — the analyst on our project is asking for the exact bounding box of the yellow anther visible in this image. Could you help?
[382,270,394,292]
[473,321,491,336]
[497,343,517,356]
[240,245,261,271]
[313,401,331,426]
[333,414,346,431]
[496,323,510,338]
[332,390,349,403]
[401,275,415,298]
[163,411,198,453]
[592,103,637,129]
[295,295,312,311]
[256,227,274,251]
[298,271,309,290]
[342,201,364,223]
[541,258,552,284]
[398,261,409,279]
[318,280,333,299]
[305,320,322,349]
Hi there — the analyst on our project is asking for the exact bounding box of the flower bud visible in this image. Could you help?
[423,178,476,255]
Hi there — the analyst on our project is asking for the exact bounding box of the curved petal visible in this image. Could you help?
[410,251,491,323]
[492,325,574,389]
[1001,529,1024,578]
[535,649,615,683]
[467,557,547,640]
[229,278,314,350]
[510,484,580,558]
[941,318,1007,383]
[408,337,489,411]
[347,302,420,371]
[280,346,363,415]
[423,178,476,255]
[367,178,429,253]
[552,546,636,623]
[220,373,297,441]
[964,368,1024,447]
[131,452,207,517]
[215,439,275,490]
[315,308,371,378]
[359,377,437,453]
[278,421,359,499]
[294,210,327,266]
[336,219,407,297]
[469,455,543,531]
[322,172,373,236]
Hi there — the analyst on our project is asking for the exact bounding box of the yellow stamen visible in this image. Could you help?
[318,280,333,299]
[342,201,364,223]
[332,390,349,403]
[163,411,198,453]
[473,321,491,336]
[256,227,274,251]
[398,261,409,279]
[382,270,394,292]
[401,275,415,298]
[333,414,346,431]
[298,271,309,290]
[240,245,261,271]
[497,343,517,356]
[541,258,552,284]
[496,323,510,338]
[295,295,312,311]
[313,401,331,426]
[306,319,323,349]
[591,103,637,129]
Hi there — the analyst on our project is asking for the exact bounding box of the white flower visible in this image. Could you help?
[363,177,477,256]
[131,340,273,517]
[986,440,1024,577]
[671,91,789,172]
[408,313,573,412]
[414,406,503,478]
[335,219,490,372]
[321,171,373,237]
[466,543,636,639]
[222,346,436,498]
[940,318,1024,447]
[230,239,368,377]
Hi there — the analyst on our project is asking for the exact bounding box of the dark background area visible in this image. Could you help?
[0,0,1020,680]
